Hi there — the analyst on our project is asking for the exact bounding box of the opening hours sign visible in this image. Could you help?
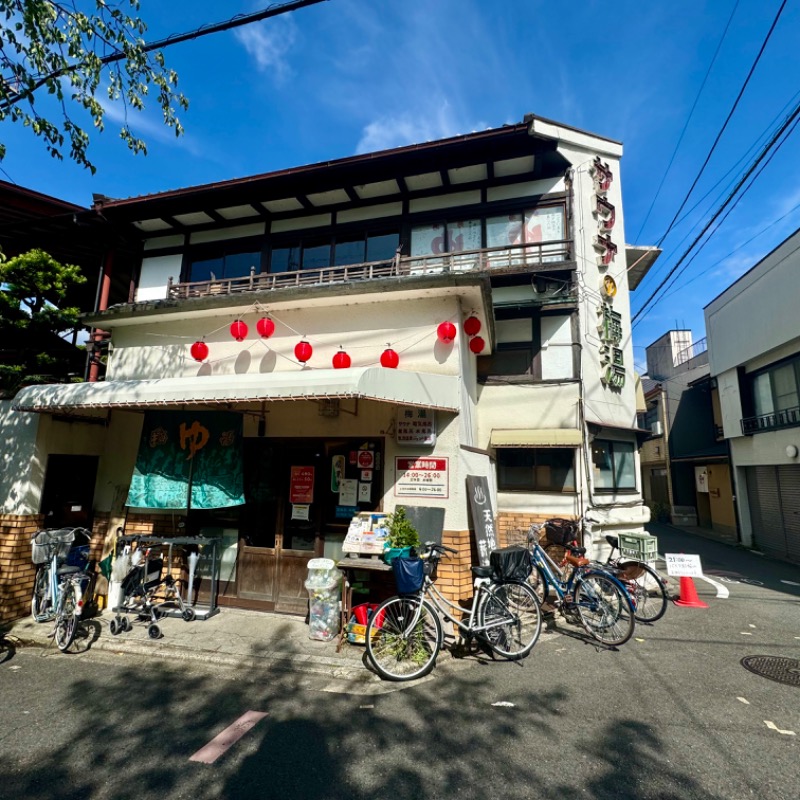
[395,457,449,498]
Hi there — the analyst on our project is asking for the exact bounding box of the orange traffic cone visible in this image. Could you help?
[674,575,708,608]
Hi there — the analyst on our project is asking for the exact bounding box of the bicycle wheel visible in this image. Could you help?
[365,596,442,681]
[574,572,634,646]
[527,564,549,604]
[54,585,78,652]
[620,561,668,623]
[477,580,542,660]
[31,566,51,622]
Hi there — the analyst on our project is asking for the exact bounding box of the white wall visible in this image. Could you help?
[0,401,40,514]
[706,229,800,376]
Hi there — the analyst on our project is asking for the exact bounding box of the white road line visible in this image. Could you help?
[697,575,729,598]
[781,580,800,587]
[737,697,750,704]
[189,710,268,764]
[765,721,796,736]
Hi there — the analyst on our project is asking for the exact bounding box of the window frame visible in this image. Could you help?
[495,447,577,493]
[590,438,638,493]
[750,355,800,417]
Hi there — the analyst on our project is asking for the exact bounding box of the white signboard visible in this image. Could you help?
[695,466,708,493]
[396,408,436,447]
[338,478,358,507]
[665,553,704,577]
[395,457,449,498]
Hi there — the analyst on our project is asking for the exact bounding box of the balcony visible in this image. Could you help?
[741,405,800,435]
[167,241,573,300]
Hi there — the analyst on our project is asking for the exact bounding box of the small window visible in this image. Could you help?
[270,245,300,273]
[496,448,576,492]
[591,439,636,491]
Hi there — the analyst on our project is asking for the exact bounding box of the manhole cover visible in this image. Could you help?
[741,655,800,687]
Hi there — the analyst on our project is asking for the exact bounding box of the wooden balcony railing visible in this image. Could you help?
[166,240,573,300]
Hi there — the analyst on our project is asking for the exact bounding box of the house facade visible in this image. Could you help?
[3,114,658,619]
[638,330,735,541]
[705,227,800,564]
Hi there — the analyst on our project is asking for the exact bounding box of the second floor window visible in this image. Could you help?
[752,358,800,417]
[188,241,262,283]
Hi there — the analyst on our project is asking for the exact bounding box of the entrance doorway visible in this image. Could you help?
[226,437,383,613]
[40,454,98,529]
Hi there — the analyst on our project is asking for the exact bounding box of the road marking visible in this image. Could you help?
[740,632,753,636]
[189,710,268,764]
[748,624,756,628]
[492,701,515,707]
[737,697,750,705]
[697,575,729,598]
[764,721,796,736]
[781,580,800,587]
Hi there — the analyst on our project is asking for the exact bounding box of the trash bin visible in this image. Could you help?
[305,558,341,642]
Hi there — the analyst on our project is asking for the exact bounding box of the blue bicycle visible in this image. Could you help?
[524,521,636,647]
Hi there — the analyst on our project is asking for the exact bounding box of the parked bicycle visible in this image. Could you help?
[365,543,542,681]
[523,520,636,647]
[597,533,669,623]
[31,527,93,652]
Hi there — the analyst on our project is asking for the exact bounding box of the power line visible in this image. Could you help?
[654,0,788,249]
[632,95,800,325]
[633,0,740,243]
[0,0,328,113]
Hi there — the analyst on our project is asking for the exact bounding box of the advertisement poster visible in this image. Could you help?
[290,466,314,504]
[395,457,449,498]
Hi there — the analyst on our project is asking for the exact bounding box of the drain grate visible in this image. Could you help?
[741,655,800,687]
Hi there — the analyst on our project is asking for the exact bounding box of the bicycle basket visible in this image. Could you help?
[31,528,75,564]
[543,518,578,547]
[489,546,532,582]
[392,555,425,595]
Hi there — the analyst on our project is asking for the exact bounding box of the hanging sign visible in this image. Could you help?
[290,466,314,504]
[395,457,449,498]
[466,475,498,566]
[396,408,437,446]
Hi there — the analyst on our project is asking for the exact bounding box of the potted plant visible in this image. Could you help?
[383,506,421,564]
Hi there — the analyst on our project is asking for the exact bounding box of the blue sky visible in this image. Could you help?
[3,0,800,371]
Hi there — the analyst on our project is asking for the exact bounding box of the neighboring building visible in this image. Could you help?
[705,228,800,564]
[638,330,735,541]
[3,114,660,620]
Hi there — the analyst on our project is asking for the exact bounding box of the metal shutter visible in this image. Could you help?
[746,467,787,559]
[777,465,800,563]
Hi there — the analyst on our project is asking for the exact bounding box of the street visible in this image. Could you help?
[1,525,798,800]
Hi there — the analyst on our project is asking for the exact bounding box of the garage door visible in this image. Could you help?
[746,465,800,563]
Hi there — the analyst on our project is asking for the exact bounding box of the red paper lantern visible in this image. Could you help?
[437,321,457,343]
[469,336,485,354]
[295,340,313,363]
[332,348,351,369]
[464,316,481,336]
[190,341,208,362]
[230,320,248,341]
[256,317,275,338]
[380,348,399,369]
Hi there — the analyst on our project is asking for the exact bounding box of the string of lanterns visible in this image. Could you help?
[190,313,485,367]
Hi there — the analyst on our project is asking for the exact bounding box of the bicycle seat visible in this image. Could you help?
[567,545,587,556]
[471,565,493,579]
[564,553,589,567]
[56,565,82,576]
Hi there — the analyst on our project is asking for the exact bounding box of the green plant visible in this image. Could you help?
[646,501,670,523]
[385,506,421,549]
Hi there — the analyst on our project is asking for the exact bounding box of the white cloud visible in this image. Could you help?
[234,18,296,81]
[355,103,475,154]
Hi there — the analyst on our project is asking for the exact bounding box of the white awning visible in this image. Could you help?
[12,367,461,413]
[490,428,583,447]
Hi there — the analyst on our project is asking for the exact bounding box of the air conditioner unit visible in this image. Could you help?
[650,421,663,436]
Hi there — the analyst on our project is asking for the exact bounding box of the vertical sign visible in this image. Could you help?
[290,466,314,504]
[466,475,497,566]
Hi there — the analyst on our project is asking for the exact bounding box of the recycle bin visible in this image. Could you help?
[305,558,341,642]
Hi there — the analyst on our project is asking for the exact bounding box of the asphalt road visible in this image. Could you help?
[1,525,798,800]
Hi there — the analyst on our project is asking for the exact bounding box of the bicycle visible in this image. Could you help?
[523,521,636,647]
[365,543,542,682]
[31,527,93,652]
[598,534,669,623]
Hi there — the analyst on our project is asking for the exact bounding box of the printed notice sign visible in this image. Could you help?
[395,457,449,498]
[396,408,436,446]
[665,553,704,577]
